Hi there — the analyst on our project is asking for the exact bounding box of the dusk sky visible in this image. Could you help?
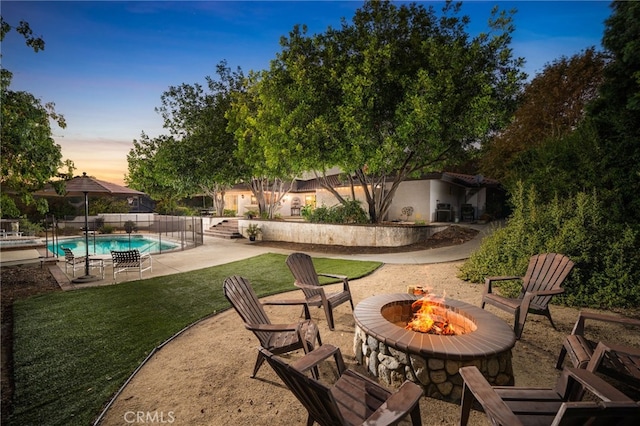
[3,1,613,185]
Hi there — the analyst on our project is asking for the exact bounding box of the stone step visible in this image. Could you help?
[205,219,243,239]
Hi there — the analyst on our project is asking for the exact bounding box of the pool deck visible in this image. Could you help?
[1,224,490,290]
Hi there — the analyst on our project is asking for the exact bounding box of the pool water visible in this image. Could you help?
[49,235,178,256]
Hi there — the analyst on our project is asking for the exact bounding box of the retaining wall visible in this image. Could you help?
[238,220,448,247]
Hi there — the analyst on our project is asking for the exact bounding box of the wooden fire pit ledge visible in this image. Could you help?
[353,293,516,403]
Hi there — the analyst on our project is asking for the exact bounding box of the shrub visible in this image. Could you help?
[302,200,368,224]
[459,182,640,309]
[99,224,115,234]
[223,209,237,217]
[18,218,43,236]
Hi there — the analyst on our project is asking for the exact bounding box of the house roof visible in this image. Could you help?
[228,172,500,193]
[439,172,500,187]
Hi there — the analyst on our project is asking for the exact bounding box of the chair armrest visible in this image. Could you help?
[459,366,523,426]
[245,323,299,333]
[318,272,348,281]
[319,273,351,292]
[294,281,326,293]
[484,276,521,294]
[263,299,311,319]
[485,276,521,283]
[559,367,634,402]
[291,344,346,375]
[362,380,423,426]
[571,311,640,335]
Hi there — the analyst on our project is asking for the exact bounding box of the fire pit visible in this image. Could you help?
[353,293,516,403]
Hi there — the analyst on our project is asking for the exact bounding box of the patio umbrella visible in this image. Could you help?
[35,172,146,283]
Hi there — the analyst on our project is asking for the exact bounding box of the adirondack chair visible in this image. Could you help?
[62,246,86,277]
[481,253,574,339]
[459,365,640,426]
[285,252,354,331]
[223,275,322,379]
[585,341,640,396]
[556,311,640,370]
[260,344,424,426]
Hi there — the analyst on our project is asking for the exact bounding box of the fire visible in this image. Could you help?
[405,293,458,335]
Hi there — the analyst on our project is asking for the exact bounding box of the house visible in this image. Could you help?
[223,172,505,223]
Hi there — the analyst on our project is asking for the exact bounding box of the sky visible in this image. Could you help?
[3,1,613,186]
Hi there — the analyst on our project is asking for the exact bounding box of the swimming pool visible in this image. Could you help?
[49,235,179,256]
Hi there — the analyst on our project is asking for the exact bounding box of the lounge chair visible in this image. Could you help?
[286,252,354,331]
[481,253,574,339]
[111,249,152,282]
[62,247,86,277]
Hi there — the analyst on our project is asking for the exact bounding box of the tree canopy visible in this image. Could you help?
[227,0,525,222]
[0,17,73,217]
[125,132,189,214]
[481,48,607,191]
[587,0,640,223]
[126,62,247,215]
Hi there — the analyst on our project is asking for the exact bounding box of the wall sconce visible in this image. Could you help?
[241,194,245,199]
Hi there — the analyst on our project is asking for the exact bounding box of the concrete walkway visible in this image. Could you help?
[1,223,494,290]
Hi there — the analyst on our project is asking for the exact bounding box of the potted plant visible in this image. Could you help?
[246,223,262,241]
[123,220,137,234]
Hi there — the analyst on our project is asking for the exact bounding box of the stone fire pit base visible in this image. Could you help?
[354,326,513,403]
[352,294,516,404]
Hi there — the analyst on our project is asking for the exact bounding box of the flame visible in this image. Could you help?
[405,292,458,335]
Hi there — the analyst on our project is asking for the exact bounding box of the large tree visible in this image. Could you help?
[229,0,525,222]
[154,62,247,216]
[481,48,607,188]
[227,70,302,218]
[587,0,640,224]
[125,132,189,214]
[0,17,73,217]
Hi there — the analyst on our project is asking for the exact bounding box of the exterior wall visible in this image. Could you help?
[225,177,494,222]
[430,180,459,222]
[239,220,447,247]
[315,187,365,209]
[387,180,430,222]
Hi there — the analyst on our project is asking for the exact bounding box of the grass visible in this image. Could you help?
[8,253,381,426]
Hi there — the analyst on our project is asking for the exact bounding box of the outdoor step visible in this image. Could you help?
[204,229,243,239]
[206,219,243,239]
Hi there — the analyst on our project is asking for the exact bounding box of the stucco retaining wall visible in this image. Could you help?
[238,220,448,247]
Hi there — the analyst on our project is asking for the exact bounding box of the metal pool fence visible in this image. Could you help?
[49,214,204,256]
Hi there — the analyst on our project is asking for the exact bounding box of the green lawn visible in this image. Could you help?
[8,253,381,426]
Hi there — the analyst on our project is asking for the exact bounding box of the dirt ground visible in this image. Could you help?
[3,226,639,425]
[97,262,640,426]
